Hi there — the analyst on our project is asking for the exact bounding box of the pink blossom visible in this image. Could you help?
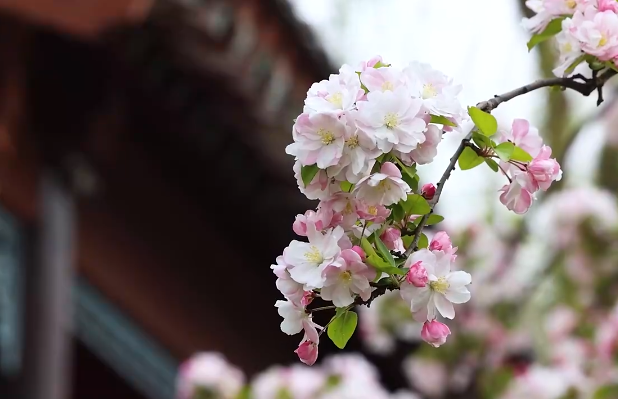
[355,87,427,153]
[357,55,384,72]
[598,0,618,12]
[497,119,544,158]
[421,320,451,347]
[275,299,322,339]
[380,227,405,253]
[319,193,359,229]
[321,249,377,307]
[271,256,304,305]
[404,61,464,118]
[286,112,347,169]
[406,261,429,287]
[429,231,453,252]
[553,19,583,76]
[295,339,319,366]
[304,70,364,113]
[360,66,407,93]
[421,183,436,201]
[351,245,366,260]
[522,0,589,33]
[499,172,536,214]
[292,208,334,236]
[357,201,391,223]
[176,353,245,399]
[293,160,340,201]
[407,124,442,165]
[353,162,411,206]
[300,291,315,307]
[528,145,562,191]
[571,7,618,61]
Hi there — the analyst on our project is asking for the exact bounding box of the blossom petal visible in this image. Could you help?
[434,294,455,319]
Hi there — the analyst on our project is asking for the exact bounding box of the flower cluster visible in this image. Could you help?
[276,57,474,365]
[523,0,618,76]
[176,352,420,399]
[495,119,563,214]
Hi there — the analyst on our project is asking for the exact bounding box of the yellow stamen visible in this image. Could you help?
[422,83,438,99]
[367,206,378,215]
[599,35,608,47]
[384,112,399,129]
[327,92,343,108]
[381,81,394,91]
[341,271,352,282]
[430,277,450,294]
[317,128,335,145]
[346,135,359,149]
[566,0,576,8]
[304,246,323,264]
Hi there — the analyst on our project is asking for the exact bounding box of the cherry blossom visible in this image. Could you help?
[360,66,407,93]
[421,320,451,347]
[356,201,391,223]
[380,227,405,253]
[275,299,321,338]
[293,160,340,200]
[271,256,305,304]
[321,249,376,307]
[353,162,411,206]
[570,6,618,61]
[305,71,364,114]
[497,119,544,158]
[292,208,335,236]
[405,124,442,165]
[176,352,245,399]
[400,249,472,321]
[499,172,537,215]
[420,183,436,201]
[286,112,347,169]
[528,145,563,190]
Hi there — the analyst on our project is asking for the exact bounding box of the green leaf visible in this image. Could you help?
[425,214,444,226]
[402,194,431,215]
[485,158,499,172]
[373,232,396,268]
[563,54,587,75]
[394,157,417,180]
[494,142,515,162]
[472,131,492,149]
[430,114,457,127]
[511,146,533,162]
[340,181,354,192]
[327,309,358,349]
[458,147,484,170]
[373,61,391,68]
[468,106,498,136]
[301,164,319,187]
[607,61,618,72]
[356,71,369,93]
[235,387,252,399]
[418,233,429,249]
[361,237,393,271]
[527,17,564,51]
[593,385,618,399]
[391,203,405,222]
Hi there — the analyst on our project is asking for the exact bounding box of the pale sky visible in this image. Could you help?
[288,0,602,232]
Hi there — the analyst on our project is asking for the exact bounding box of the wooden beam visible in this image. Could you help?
[0,0,154,38]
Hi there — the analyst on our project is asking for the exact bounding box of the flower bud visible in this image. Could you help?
[421,320,451,348]
[421,183,436,201]
[295,340,318,366]
[429,231,452,252]
[380,227,404,252]
[300,291,315,307]
[406,261,428,287]
[351,245,366,260]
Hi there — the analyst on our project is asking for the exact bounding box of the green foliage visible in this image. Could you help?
[480,368,514,399]
[494,142,515,162]
[373,61,391,68]
[395,158,418,191]
[527,18,565,51]
[430,114,457,127]
[468,106,498,136]
[511,146,533,162]
[236,387,252,399]
[194,387,217,399]
[340,181,354,192]
[402,194,431,215]
[391,203,405,222]
[403,233,428,249]
[301,164,319,187]
[485,158,499,172]
[472,132,492,149]
[328,308,358,349]
[593,385,618,399]
[361,236,406,275]
[425,214,445,226]
[373,232,396,268]
[458,147,484,170]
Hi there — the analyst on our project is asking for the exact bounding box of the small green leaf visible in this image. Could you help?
[430,114,457,127]
[485,158,499,172]
[301,164,319,187]
[607,61,618,72]
[468,106,498,136]
[593,385,618,399]
[373,232,396,268]
[361,237,392,270]
[418,233,429,249]
[527,17,564,51]
[327,309,358,349]
[391,203,405,222]
[494,142,515,162]
[458,147,484,170]
[511,146,533,162]
[402,194,431,215]
[472,132,492,149]
[402,235,413,249]
[394,157,417,181]
[425,214,444,226]
[340,181,354,192]
[356,71,369,93]
[373,61,391,68]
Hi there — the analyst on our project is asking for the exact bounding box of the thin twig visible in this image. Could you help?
[402,70,617,258]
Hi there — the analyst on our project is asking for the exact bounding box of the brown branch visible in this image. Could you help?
[402,69,617,258]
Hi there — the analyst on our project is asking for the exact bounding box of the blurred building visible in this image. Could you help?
[0,0,334,398]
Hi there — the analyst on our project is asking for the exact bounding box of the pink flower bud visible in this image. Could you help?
[380,227,405,252]
[351,245,366,260]
[599,0,618,12]
[421,320,451,348]
[429,231,452,252]
[300,291,314,307]
[527,146,562,191]
[295,340,318,366]
[421,183,436,201]
[406,261,428,287]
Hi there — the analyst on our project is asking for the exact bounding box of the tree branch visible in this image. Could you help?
[402,69,617,258]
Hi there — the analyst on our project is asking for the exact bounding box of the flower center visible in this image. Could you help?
[422,83,438,99]
[384,112,399,129]
[304,245,323,264]
[341,271,352,282]
[599,34,608,47]
[566,0,576,8]
[327,92,343,108]
[317,128,335,145]
[346,135,359,149]
[562,42,572,53]
[381,81,394,91]
[367,205,378,215]
[378,180,391,192]
[343,201,355,215]
[430,277,449,294]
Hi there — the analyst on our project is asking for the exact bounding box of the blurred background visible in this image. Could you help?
[0,0,616,398]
